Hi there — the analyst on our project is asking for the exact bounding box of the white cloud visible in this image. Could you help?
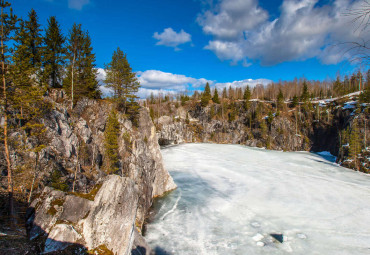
[97,68,271,99]
[198,0,369,66]
[137,70,212,91]
[96,68,113,97]
[197,0,268,40]
[214,78,272,90]
[153,28,192,50]
[137,88,179,99]
[97,68,213,98]
[96,68,106,84]
[68,0,90,10]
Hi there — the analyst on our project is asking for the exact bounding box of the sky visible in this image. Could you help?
[12,0,370,97]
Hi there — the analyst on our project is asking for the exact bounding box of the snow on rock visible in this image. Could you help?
[256,241,265,247]
[343,101,357,109]
[252,233,264,242]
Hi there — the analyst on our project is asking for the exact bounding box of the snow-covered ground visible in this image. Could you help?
[145,144,370,254]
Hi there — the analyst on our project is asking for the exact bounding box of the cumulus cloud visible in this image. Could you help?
[197,0,268,40]
[153,28,192,50]
[214,78,272,90]
[136,88,180,99]
[68,0,90,10]
[198,0,369,66]
[96,68,113,97]
[97,68,213,98]
[96,68,106,84]
[137,70,212,90]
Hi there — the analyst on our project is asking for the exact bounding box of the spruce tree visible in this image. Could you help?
[333,76,343,96]
[201,82,211,107]
[64,23,100,108]
[79,31,100,99]
[17,9,44,87]
[12,10,43,89]
[104,109,120,173]
[12,17,48,207]
[43,16,65,88]
[12,20,33,118]
[243,86,251,110]
[292,95,299,107]
[222,87,227,99]
[349,122,361,169]
[105,47,140,113]
[12,16,47,124]
[212,87,220,104]
[277,88,284,111]
[300,81,309,103]
[228,86,235,99]
[0,0,17,222]
[25,9,43,68]
[360,86,370,103]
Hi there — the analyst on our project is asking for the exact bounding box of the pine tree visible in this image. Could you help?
[212,87,220,104]
[243,86,251,110]
[0,0,17,222]
[64,23,100,108]
[104,109,120,173]
[64,23,82,108]
[201,82,211,107]
[105,47,140,113]
[43,16,65,88]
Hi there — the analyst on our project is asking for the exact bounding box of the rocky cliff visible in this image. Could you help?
[154,98,369,173]
[2,90,176,254]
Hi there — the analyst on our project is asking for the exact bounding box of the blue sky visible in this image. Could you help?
[12,0,369,97]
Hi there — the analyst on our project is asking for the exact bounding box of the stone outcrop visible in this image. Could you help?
[156,102,310,151]
[27,175,141,254]
[82,175,137,254]
[21,90,176,254]
[155,100,369,163]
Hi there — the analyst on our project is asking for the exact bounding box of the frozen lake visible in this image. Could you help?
[145,144,370,254]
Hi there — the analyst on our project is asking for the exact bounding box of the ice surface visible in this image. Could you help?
[145,144,370,254]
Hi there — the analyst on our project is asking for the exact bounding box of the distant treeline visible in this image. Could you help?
[147,70,370,105]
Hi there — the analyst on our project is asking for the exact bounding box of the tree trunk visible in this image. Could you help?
[1,7,15,222]
[72,142,79,193]
[28,153,38,204]
[365,119,367,148]
[71,53,75,110]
